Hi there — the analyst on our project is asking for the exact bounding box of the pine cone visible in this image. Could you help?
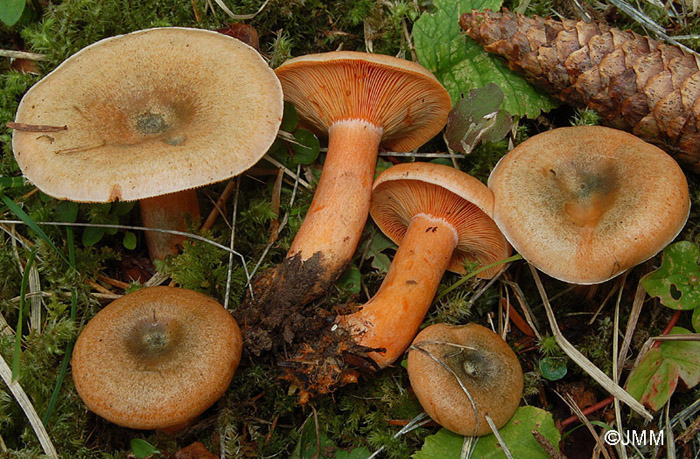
[460,9,700,172]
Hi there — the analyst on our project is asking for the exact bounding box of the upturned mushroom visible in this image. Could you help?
[71,286,242,430]
[238,52,451,354]
[407,323,523,436]
[12,27,283,260]
[284,163,511,397]
[488,126,690,284]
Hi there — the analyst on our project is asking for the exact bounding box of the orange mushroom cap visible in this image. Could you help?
[275,51,451,150]
[71,286,242,430]
[13,27,283,203]
[408,323,523,437]
[370,162,511,278]
[488,126,690,284]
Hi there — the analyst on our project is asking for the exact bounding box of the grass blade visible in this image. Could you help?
[0,193,70,266]
[13,247,37,381]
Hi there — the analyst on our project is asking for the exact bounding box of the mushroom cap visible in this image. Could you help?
[407,323,523,436]
[488,126,690,284]
[370,162,511,277]
[71,286,242,430]
[13,27,283,202]
[274,51,451,151]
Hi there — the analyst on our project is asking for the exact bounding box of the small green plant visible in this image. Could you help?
[55,200,137,250]
[268,102,320,167]
[0,0,25,26]
[130,438,160,458]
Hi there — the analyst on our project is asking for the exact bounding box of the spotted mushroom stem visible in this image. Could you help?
[338,213,458,368]
[287,119,383,298]
[140,189,201,260]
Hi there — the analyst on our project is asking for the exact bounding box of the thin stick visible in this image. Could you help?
[0,50,47,60]
[201,179,236,231]
[485,414,513,459]
[262,155,310,189]
[612,273,628,459]
[224,179,241,310]
[555,390,611,459]
[6,122,66,132]
[212,0,270,20]
[0,353,57,458]
[616,279,646,380]
[529,265,652,420]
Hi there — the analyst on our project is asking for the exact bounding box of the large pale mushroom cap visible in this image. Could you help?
[488,126,690,284]
[370,162,511,278]
[13,27,283,202]
[71,286,242,430]
[275,51,451,151]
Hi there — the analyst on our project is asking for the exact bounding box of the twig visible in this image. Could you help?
[616,279,647,380]
[0,50,47,60]
[529,265,653,421]
[555,390,610,459]
[611,273,628,459]
[6,122,66,132]
[224,178,242,309]
[531,430,566,459]
[211,0,271,20]
[201,180,237,231]
[0,353,57,458]
[261,155,311,189]
[485,414,513,459]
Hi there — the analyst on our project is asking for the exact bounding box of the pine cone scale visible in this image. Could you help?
[461,9,700,171]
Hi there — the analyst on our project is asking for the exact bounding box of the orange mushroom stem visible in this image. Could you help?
[139,190,201,260]
[237,52,451,356]
[281,163,511,399]
[338,214,457,367]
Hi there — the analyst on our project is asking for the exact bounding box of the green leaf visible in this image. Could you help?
[111,200,135,217]
[367,231,396,273]
[103,213,120,235]
[445,83,513,154]
[539,357,567,381]
[82,226,105,246]
[627,327,700,411]
[0,0,25,26]
[338,265,362,294]
[414,406,560,458]
[642,241,700,310]
[13,247,37,381]
[413,0,557,118]
[281,101,299,132]
[693,307,700,333]
[123,231,137,250]
[0,176,25,191]
[291,128,320,165]
[55,201,79,223]
[130,438,160,458]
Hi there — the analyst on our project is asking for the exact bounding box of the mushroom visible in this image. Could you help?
[488,126,690,284]
[71,286,242,430]
[237,52,451,354]
[283,163,511,397]
[407,323,523,437]
[12,27,283,260]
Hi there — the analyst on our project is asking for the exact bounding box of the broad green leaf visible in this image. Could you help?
[281,101,299,132]
[112,200,135,217]
[642,241,700,310]
[338,265,362,294]
[414,406,560,459]
[445,83,513,154]
[367,231,396,273]
[0,0,25,26]
[130,438,159,459]
[55,201,79,223]
[413,0,557,118]
[82,226,105,246]
[627,327,700,410]
[123,231,137,250]
[539,357,567,381]
[291,128,320,165]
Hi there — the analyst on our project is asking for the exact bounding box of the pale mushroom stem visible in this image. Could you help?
[140,190,201,260]
[287,119,383,298]
[338,213,458,368]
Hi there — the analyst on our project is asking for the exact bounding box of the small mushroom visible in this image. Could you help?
[12,27,283,260]
[284,163,510,397]
[488,126,690,284]
[407,323,523,437]
[71,286,242,430]
[261,52,451,304]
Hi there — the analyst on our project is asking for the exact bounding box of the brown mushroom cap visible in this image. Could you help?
[407,323,523,436]
[370,162,511,277]
[488,126,690,284]
[13,27,283,202]
[71,286,242,430]
[274,51,451,151]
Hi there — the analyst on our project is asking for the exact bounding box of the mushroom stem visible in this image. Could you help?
[339,213,458,368]
[140,190,201,260]
[288,119,383,298]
